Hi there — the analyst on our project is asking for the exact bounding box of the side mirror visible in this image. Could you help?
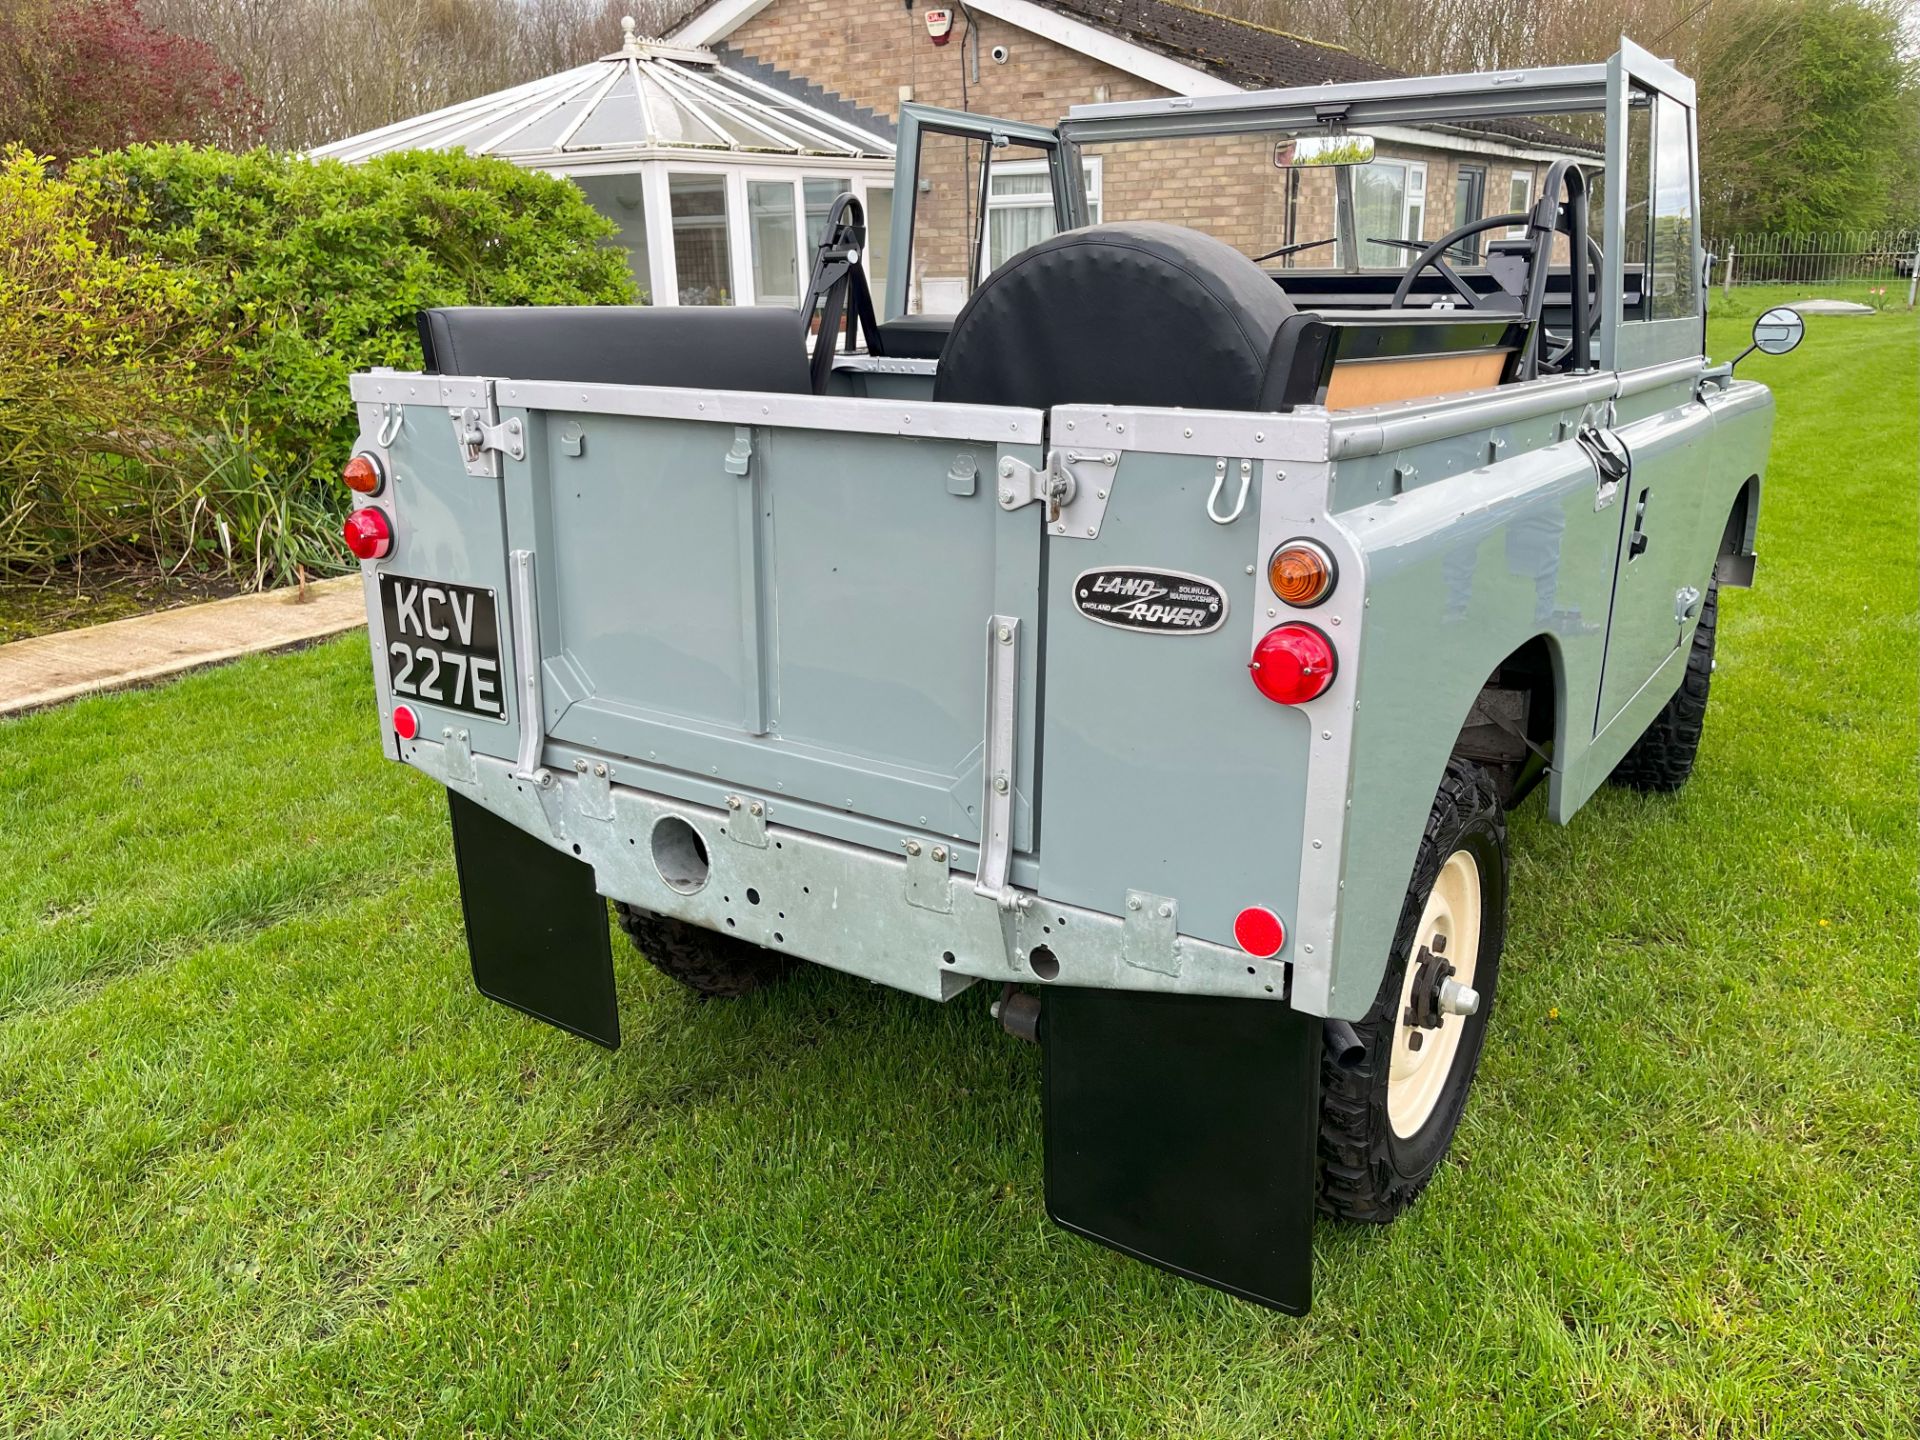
[1734,306,1805,368]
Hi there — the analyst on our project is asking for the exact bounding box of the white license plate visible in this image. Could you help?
[378,575,506,721]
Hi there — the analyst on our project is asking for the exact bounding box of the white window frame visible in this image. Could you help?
[1506,170,1534,238]
[622,161,888,307]
[979,156,1102,276]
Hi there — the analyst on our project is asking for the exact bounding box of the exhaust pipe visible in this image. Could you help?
[1324,1017,1367,1070]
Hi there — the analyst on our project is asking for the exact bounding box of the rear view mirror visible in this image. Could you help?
[1275,133,1376,169]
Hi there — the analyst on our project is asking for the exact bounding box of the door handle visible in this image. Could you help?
[1575,423,1629,510]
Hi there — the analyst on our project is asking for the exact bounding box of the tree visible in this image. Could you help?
[1211,0,1919,233]
[0,0,259,160]
[140,0,680,150]
[1694,0,1920,233]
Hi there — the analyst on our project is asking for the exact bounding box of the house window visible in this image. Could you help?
[570,172,652,302]
[1506,171,1534,237]
[747,180,800,308]
[669,173,732,305]
[863,184,893,297]
[1350,160,1426,267]
[984,158,1101,273]
[804,176,854,255]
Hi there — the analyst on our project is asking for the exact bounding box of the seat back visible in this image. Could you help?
[418,305,811,393]
[1260,310,1532,412]
[933,222,1295,412]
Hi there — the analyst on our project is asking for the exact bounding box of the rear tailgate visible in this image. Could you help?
[351,374,1046,867]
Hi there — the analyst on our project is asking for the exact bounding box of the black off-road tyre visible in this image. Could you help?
[1318,760,1508,1223]
[611,902,790,998]
[1608,580,1718,792]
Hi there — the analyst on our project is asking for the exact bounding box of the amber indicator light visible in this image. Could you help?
[1268,539,1335,607]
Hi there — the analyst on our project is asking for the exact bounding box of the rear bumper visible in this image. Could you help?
[402,736,1291,1004]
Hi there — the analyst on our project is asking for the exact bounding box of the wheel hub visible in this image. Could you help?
[1386,848,1484,1138]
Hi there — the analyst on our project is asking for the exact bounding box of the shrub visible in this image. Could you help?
[0,145,227,574]
[76,145,639,476]
[0,0,259,160]
[0,144,636,587]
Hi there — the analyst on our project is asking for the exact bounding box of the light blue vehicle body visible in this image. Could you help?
[347,41,1773,1025]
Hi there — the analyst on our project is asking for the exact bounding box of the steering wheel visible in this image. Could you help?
[1390,161,1600,377]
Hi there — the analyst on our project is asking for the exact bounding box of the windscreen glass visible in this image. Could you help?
[1079,112,1603,272]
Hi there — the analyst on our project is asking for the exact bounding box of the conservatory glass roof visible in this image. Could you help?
[310,20,893,166]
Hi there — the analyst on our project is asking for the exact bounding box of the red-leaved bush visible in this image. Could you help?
[0,0,259,160]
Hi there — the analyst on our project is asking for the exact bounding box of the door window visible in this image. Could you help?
[1620,90,1655,318]
[1648,93,1698,320]
[904,131,1056,314]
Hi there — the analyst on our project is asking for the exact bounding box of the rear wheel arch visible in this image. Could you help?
[1448,632,1564,808]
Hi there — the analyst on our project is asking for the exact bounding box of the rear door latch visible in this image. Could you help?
[996,450,1118,537]
[450,382,524,479]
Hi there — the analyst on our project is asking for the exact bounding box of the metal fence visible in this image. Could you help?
[1707,230,1920,295]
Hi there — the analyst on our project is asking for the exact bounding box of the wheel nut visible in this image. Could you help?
[1438,977,1480,1017]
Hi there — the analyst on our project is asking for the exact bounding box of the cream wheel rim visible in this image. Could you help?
[1387,848,1483,1139]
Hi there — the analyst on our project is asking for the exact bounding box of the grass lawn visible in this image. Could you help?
[2,298,1913,1438]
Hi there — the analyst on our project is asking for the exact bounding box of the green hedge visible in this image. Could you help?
[77,144,638,475]
[0,144,636,584]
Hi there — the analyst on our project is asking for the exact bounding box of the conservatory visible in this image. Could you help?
[310,18,897,307]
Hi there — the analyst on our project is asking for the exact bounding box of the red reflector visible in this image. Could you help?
[1234,906,1286,958]
[392,703,419,741]
[1249,623,1336,705]
[342,453,384,495]
[342,507,392,561]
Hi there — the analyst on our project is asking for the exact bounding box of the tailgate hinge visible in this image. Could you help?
[997,450,1117,538]
[451,382,524,479]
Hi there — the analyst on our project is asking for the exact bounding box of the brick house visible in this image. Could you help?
[664,0,1587,312]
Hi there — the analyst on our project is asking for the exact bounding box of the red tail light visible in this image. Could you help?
[343,507,392,561]
[1233,906,1286,958]
[391,703,419,741]
[1249,623,1336,705]
[343,453,385,496]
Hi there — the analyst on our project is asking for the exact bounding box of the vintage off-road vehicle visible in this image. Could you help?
[342,41,1798,1311]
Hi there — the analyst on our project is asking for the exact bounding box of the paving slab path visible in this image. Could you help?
[0,575,365,717]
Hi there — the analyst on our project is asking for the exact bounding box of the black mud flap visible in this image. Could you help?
[1042,988,1318,1313]
[447,789,620,1049]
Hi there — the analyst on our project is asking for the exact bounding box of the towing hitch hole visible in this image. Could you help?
[651,815,711,895]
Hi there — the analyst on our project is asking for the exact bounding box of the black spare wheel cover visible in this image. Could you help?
[932,222,1295,412]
